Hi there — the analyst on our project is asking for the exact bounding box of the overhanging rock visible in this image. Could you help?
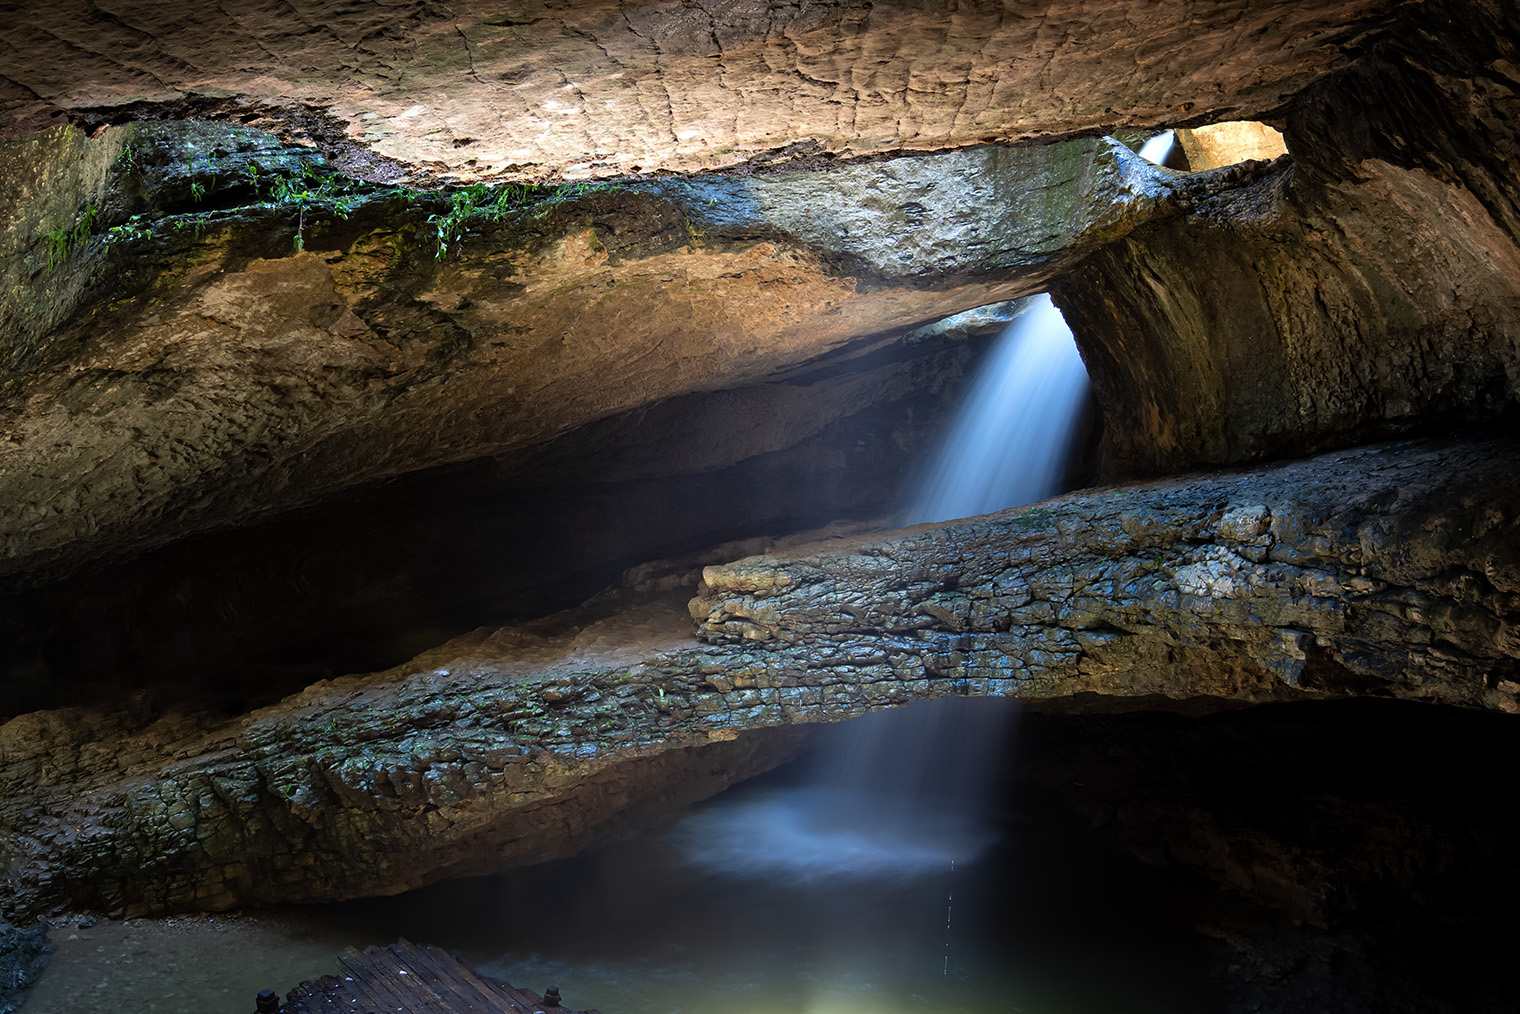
[0,0,1407,181]
[3,438,1517,918]
[0,123,1178,587]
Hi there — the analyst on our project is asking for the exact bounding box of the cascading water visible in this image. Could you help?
[678,293,1091,882]
[1138,129,1177,165]
[664,291,1095,1005]
[902,292,1090,525]
[675,697,1013,880]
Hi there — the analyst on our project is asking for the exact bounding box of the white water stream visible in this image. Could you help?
[18,293,1118,1014]
[671,292,1095,959]
[1138,129,1177,165]
[902,293,1090,525]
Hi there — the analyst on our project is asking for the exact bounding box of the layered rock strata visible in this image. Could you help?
[1053,0,1520,475]
[3,438,1516,918]
[0,0,1406,181]
[0,122,1170,588]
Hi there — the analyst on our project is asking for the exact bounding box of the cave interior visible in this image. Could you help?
[2,1,1520,1012]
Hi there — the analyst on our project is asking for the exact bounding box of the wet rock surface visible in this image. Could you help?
[0,917,51,1012]
[691,438,1520,714]
[3,438,1517,918]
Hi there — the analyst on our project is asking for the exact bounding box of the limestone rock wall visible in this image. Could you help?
[1053,159,1520,475]
[0,125,1161,589]
[1052,0,1520,475]
[3,438,1517,918]
[0,0,1404,182]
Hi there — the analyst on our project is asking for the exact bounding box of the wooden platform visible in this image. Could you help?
[276,939,601,1014]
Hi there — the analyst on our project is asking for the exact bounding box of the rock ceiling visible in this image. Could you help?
[0,0,1512,610]
[3,0,1403,181]
[2,0,1520,921]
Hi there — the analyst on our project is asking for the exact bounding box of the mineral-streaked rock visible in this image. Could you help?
[3,438,1516,918]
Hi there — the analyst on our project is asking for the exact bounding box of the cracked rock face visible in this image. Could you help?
[1,0,1404,181]
[3,438,1517,917]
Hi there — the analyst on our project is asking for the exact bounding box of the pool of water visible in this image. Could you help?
[19,732,1218,1014]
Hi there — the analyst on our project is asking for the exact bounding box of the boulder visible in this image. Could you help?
[3,437,1516,918]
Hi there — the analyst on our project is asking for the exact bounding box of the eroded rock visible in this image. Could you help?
[1054,1,1520,475]
[0,0,1406,181]
[2,438,1517,918]
[0,123,1174,588]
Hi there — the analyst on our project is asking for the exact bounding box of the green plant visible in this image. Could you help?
[255,165,362,253]
[425,180,557,260]
[429,185,491,260]
[43,224,71,272]
[189,179,207,202]
[43,205,97,273]
[115,140,138,171]
[104,215,150,245]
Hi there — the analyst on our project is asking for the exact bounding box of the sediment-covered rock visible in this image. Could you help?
[2,438,1516,918]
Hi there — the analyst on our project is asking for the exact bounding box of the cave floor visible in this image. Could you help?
[25,697,1518,1014]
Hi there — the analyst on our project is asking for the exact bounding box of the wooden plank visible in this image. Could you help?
[340,945,414,1012]
[380,943,460,1013]
[402,942,540,1014]
[393,942,518,1014]
[356,943,455,1014]
[276,939,601,1014]
[390,940,508,1014]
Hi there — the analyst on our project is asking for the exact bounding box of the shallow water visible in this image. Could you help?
[17,912,360,1013]
[19,728,1216,1014]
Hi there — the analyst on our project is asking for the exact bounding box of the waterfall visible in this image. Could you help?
[678,295,1088,885]
[902,292,1090,525]
[675,697,1013,881]
[1138,129,1176,164]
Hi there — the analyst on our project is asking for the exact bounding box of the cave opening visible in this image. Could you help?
[1122,121,1289,172]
